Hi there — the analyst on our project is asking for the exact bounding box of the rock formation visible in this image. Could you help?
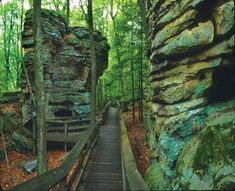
[20,10,109,124]
[145,0,234,190]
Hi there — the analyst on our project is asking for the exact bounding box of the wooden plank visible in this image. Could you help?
[47,125,87,132]
[79,107,123,191]
[85,164,122,173]
[79,182,123,191]
[46,119,90,124]
[82,172,122,182]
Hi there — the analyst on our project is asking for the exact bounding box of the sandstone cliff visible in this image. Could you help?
[20,10,109,123]
[145,0,234,190]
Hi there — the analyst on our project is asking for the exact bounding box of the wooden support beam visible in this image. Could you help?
[64,123,68,152]
[33,118,36,155]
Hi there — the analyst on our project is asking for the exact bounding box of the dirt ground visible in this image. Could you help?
[0,150,65,190]
[0,108,150,190]
[123,110,150,177]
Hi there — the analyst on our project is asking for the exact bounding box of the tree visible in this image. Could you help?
[109,0,125,99]
[88,0,97,123]
[33,0,47,174]
[137,0,147,35]
[66,0,70,26]
[130,20,135,122]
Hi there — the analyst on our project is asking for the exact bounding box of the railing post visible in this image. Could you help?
[33,118,36,155]
[64,123,68,152]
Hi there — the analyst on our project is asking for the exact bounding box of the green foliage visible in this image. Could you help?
[0,0,148,104]
[0,0,25,91]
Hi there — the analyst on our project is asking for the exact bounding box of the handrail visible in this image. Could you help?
[8,102,111,191]
[119,109,149,191]
[8,121,99,191]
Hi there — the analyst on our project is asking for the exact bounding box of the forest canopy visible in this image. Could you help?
[0,0,148,105]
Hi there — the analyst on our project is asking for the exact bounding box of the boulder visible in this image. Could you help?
[152,72,212,104]
[146,0,234,189]
[12,131,33,151]
[152,97,206,116]
[151,21,214,60]
[156,0,205,28]
[213,0,234,36]
[145,163,169,190]
[152,10,197,49]
[175,101,235,189]
[21,9,109,123]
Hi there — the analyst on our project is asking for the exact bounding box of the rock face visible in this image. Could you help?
[145,0,234,190]
[20,10,109,123]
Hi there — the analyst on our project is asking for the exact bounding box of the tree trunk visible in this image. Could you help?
[109,0,125,99]
[33,0,47,175]
[131,22,135,122]
[66,0,70,26]
[88,0,97,124]
[137,0,147,36]
[139,23,143,121]
[1,6,14,90]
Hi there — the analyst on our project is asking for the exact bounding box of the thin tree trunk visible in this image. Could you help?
[66,0,70,26]
[1,5,14,90]
[109,0,124,99]
[0,119,9,169]
[138,0,147,36]
[138,45,141,120]
[16,0,25,88]
[131,22,135,122]
[33,0,47,175]
[140,24,143,121]
[88,0,97,124]
[113,24,125,98]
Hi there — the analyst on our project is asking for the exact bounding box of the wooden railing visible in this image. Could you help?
[119,107,149,191]
[8,102,110,191]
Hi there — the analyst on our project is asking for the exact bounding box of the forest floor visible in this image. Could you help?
[0,107,150,190]
[123,109,150,177]
[0,150,66,190]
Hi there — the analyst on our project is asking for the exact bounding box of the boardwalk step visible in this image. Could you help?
[82,172,122,182]
[86,164,122,173]
[78,107,123,191]
[79,182,123,191]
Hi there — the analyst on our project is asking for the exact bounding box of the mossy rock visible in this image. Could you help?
[12,131,33,152]
[144,163,169,190]
[0,90,21,103]
[175,103,235,190]
[0,114,18,134]
[192,121,235,172]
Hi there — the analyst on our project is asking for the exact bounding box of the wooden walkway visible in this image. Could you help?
[78,107,123,191]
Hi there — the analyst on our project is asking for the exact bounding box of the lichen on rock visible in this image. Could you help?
[20,9,109,124]
[145,0,235,189]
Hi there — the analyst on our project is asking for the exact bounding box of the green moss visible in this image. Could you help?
[192,127,214,171]
[0,114,17,134]
[145,163,169,190]
[192,122,235,172]
[180,181,191,190]
[65,37,80,45]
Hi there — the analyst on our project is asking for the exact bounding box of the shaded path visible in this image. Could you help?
[78,107,123,191]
